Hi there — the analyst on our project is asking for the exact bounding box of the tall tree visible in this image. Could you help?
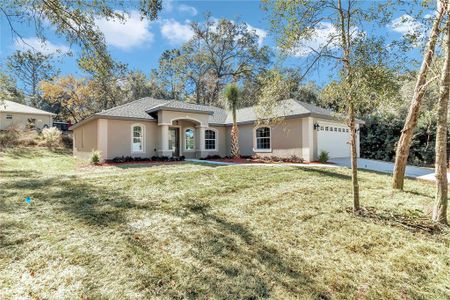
[224,84,240,158]
[264,0,397,211]
[189,16,272,104]
[0,71,25,104]
[152,49,186,101]
[7,50,59,107]
[152,16,272,106]
[121,71,153,102]
[40,75,96,122]
[433,15,450,225]
[392,0,447,190]
[78,51,127,110]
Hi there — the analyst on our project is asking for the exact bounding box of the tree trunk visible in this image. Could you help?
[337,0,360,211]
[231,107,240,158]
[433,17,450,225]
[350,104,360,211]
[230,125,240,158]
[392,1,446,190]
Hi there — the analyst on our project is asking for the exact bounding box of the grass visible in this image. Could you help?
[0,147,449,299]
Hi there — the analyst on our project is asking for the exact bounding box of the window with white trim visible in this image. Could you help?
[205,129,216,150]
[6,114,12,120]
[132,125,144,152]
[185,128,195,150]
[255,127,271,150]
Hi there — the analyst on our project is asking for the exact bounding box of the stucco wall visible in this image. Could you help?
[73,119,98,160]
[226,118,304,158]
[71,113,357,162]
[207,126,227,157]
[0,112,53,130]
[107,119,158,159]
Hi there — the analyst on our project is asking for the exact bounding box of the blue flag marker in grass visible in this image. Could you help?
[25,197,31,204]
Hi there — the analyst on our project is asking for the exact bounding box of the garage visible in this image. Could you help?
[316,121,353,158]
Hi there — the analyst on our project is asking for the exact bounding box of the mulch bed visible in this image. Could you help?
[99,160,184,167]
[206,158,333,165]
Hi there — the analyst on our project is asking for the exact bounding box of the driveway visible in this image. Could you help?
[329,157,443,181]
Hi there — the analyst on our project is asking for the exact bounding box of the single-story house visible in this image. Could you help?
[0,100,55,130]
[69,98,363,162]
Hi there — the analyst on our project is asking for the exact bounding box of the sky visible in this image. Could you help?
[0,0,432,88]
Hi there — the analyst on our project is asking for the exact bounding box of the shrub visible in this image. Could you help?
[41,127,62,148]
[17,130,39,147]
[318,150,329,163]
[0,129,19,148]
[61,134,73,149]
[90,150,102,165]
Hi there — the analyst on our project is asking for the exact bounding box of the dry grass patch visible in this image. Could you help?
[0,148,449,299]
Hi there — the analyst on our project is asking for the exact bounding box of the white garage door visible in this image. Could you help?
[317,123,351,158]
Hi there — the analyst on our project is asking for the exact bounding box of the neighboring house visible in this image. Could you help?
[69,98,364,162]
[0,100,55,130]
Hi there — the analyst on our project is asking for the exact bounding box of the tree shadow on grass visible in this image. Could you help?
[0,174,140,227]
[293,167,352,181]
[1,169,329,298]
[134,200,331,299]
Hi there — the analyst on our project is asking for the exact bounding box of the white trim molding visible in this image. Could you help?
[131,123,146,154]
[253,125,272,153]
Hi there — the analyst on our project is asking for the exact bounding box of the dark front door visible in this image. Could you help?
[169,127,180,157]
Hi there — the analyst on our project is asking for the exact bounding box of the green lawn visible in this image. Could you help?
[0,148,449,299]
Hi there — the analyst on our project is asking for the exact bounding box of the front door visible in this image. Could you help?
[168,127,180,157]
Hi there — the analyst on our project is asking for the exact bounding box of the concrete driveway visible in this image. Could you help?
[329,157,443,181]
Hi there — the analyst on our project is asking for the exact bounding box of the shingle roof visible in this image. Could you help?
[96,97,167,120]
[0,100,55,116]
[225,99,340,124]
[96,97,228,124]
[72,97,357,130]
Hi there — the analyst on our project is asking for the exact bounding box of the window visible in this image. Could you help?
[6,114,12,120]
[325,126,329,131]
[320,126,324,131]
[338,128,341,132]
[205,129,216,150]
[185,128,195,150]
[255,127,271,150]
[346,129,349,132]
[132,125,144,152]
[334,127,337,132]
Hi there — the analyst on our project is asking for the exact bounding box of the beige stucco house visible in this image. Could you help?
[69,97,363,162]
[0,100,54,130]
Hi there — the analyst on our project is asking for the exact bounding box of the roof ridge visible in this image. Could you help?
[97,97,169,115]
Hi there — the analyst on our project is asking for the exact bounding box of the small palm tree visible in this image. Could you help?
[224,84,240,158]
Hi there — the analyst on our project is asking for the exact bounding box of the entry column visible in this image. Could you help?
[196,125,207,158]
[158,124,172,157]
